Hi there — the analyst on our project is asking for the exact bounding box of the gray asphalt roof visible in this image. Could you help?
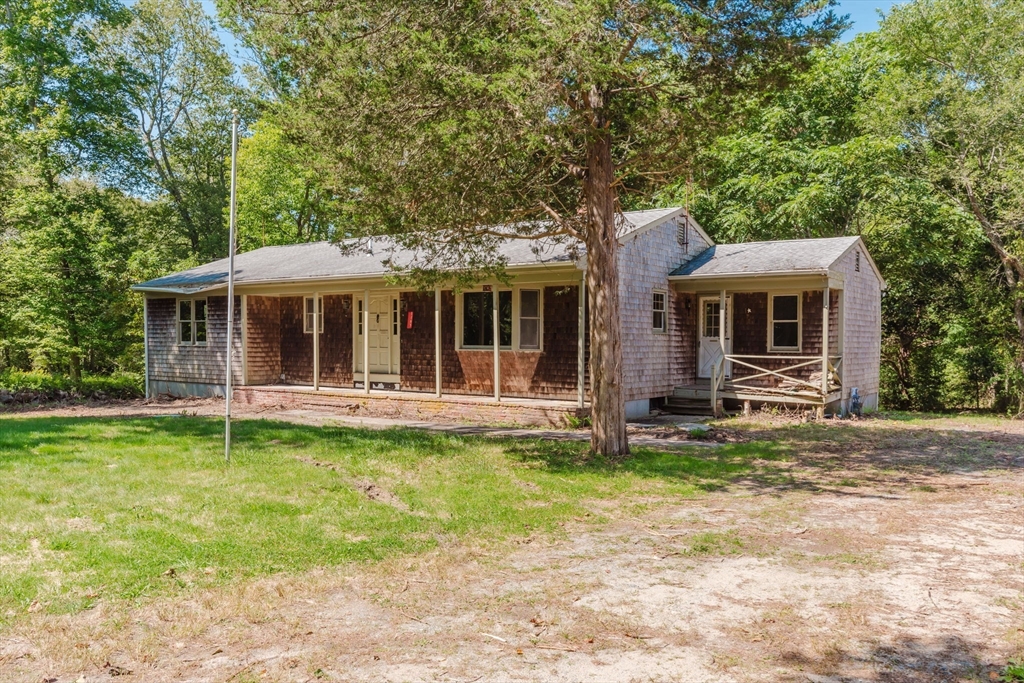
[134,208,682,293]
[670,236,861,278]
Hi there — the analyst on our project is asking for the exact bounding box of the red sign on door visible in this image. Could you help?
[406,311,414,329]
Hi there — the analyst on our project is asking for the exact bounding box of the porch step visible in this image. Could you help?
[663,397,716,416]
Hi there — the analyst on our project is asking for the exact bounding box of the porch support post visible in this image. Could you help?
[719,289,726,356]
[577,274,586,410]
[313,291,320,391]
[363,288,370,394]
[143,296,150,399]
[720,288,729,360]
[822,286,830,398]
[492,286,500,401]
[434,287,442,398]
[240,294,248,386]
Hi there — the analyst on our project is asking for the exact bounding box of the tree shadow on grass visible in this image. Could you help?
[778,634,1006,682]
[493,420,1023,498]
[2,415,1020,499]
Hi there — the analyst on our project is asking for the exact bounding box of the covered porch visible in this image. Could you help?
[669,271,846,416]
[239,273,591,414]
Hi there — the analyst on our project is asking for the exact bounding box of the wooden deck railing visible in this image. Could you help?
[710,353,843,414]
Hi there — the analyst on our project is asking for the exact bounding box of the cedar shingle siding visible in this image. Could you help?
[245,296,281,385]
[618,216,712,402]
[833,246,882,410]
[320,295,354,387]
[279,296,311,384]
[147,295,243,396]
[432,286,584,399]
[671,291,698,386]
[143,213,883,413]
[399,291,436,391]
[729,290,842,386]
[277,295,354,387]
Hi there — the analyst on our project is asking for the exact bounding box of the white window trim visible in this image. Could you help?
[176,297,208,346]
[455,286,544,352]
[768,292,802,352]
[518,288,543,350]
[303,295,323,334]
[652,289,668,334]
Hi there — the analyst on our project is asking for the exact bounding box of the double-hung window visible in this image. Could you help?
[178,299,207,345]
[519,290,541,349]
[652,290,667,333]
[770,294,800,351]
[304,296,323,334]
[462,290,512,348]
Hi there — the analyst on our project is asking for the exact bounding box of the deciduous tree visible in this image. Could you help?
[866,0,1024,413]
[105,0,251,261]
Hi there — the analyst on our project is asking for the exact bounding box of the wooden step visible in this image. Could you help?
[663,397,715,416]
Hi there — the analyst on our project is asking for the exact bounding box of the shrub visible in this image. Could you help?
[0,371,144,404]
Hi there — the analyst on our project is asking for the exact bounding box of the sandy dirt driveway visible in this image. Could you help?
[1,403,1021,682]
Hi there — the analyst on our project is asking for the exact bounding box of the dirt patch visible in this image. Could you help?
[292,454,411,513]
[1,407,1021,682]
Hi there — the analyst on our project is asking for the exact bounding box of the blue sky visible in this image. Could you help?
[836,0,903,35]
[202,0,905,65]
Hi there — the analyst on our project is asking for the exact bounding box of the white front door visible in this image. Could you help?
[356,294,399,375]
[698,297,732,379]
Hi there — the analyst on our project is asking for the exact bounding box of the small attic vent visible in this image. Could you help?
[677,220,690,253]
[855,250,861,272]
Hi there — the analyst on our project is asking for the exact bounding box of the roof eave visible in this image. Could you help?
[668,268,830,280]
[133,260,581,294]
[131,284,224,295]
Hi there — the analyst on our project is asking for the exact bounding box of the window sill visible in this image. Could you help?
[460,346,514,351]
[768,347,801,353]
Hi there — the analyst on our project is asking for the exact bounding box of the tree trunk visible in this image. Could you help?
[583,131,629,457]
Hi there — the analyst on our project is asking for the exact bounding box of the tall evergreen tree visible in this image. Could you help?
[225,0,843,455]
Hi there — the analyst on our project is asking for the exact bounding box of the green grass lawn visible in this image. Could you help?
[0,416,786,624]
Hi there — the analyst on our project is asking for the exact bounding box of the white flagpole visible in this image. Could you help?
[226,109,239,462]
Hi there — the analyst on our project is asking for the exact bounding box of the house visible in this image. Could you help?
[132,207,885,424]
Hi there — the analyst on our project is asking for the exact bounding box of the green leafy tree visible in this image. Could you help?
[2,184,150,379]
[105,0,252,261]
[235,121,337,251]
[668,43,901,242]
[665,35,1019,412]
[0,0,147,377]
[225,0,843,455]
[0,0,137,188]
[866,0,1024,413]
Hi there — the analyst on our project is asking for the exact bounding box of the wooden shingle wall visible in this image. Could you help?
[433,286,584,400]
[279,296,311,384]
[801,289,841,357]
[617,215,711,402]
[319,294,354,387]
[146,295,243,395]
[273,294,353,387]
[832,244,883,410]
[729,290,840,385]
[400,291,436,391]
[246,296,280,384]
[671,291,698,385]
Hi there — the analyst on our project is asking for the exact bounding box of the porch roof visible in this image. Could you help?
[133,207,684,294]
[669,236,861,279]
